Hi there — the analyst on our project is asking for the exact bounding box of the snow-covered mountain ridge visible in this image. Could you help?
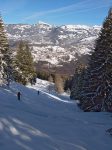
[5,22,101,65]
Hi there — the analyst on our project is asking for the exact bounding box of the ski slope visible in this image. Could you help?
[0,79,112,150]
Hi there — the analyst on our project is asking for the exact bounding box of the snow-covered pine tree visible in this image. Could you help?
[70,63,86,100]
[14,41,36,85]
[78,8,112,111]
[107,89,112,112]
[0,15,12,85]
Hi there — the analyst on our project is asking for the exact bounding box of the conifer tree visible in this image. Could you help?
[64,78,71,93]
[14,41,36,85]
[70,64,86,100]
[78,8,112,111]
[0,15,12,85]
[107,89,112,112]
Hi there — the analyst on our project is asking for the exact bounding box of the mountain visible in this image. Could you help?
[0,79,112,150]
[5,22,101,74]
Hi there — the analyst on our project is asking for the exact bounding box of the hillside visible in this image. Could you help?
[0,79,112,150]
[6,23,101,68]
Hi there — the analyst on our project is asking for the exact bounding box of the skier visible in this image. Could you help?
[37,90,40,95]
[17,92,21,101]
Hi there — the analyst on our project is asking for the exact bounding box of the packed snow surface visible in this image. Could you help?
[0,79,112,150]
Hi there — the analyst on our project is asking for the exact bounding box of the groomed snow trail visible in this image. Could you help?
[0,79,112,150]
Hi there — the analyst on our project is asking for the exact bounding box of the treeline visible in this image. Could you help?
[0,16,36,86]
[70,8,112,112]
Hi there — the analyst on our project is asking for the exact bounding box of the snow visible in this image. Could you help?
[68,54,75,61]
[32,45,68,65]
[80,47,91,54]
[7,33,21,39]
[6,23,101,65]
[46,57,59,65]
[13,25,31,30]
[81,36,98,42]
[93,25,102,29]
[60,25,91,31]
[38,21,52,27]
[60,25,101,32]
[0,79,112,150]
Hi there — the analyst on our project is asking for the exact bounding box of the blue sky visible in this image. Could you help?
[0,0,112,25]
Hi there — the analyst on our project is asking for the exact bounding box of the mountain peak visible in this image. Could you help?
[38,21,52,27]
